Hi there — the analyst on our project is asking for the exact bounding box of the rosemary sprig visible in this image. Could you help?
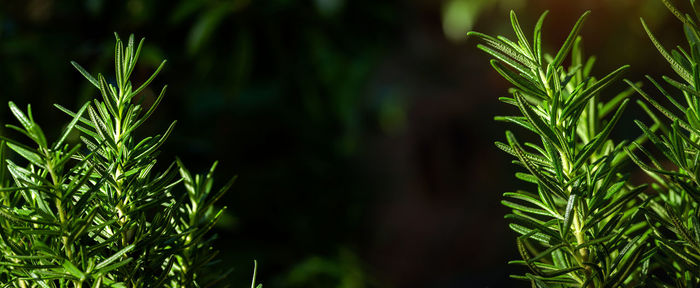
[626,0,700,286]
[0,34,260,287]
[471,10,650,287]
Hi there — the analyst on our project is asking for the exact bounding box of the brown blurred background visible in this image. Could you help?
[0,0,687,287]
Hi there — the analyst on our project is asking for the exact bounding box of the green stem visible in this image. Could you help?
[48,161,75,263]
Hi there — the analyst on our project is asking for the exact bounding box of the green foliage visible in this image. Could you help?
[625,0,700,286]
[283,248,375,288]
[470,10,651,287]
[470,0,700,286]
[0,34,257,287]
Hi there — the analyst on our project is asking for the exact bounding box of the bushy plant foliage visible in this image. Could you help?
[625,0,700,286]
[471,0,700,286]
[470,10,649,287]
[0,34,261,288]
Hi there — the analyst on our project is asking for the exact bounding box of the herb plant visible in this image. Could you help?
[470,0,700,285]
[0,34,261,288]
[469,10,651,286]
[624,0,700,286]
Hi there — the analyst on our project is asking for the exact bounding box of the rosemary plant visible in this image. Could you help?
[625,0,700,286]
[0,34,261,287]
[470,11,650,287]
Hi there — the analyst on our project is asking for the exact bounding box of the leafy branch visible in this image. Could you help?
[0,34,260,287]
[625,0,700,286]
[470,10,650,287]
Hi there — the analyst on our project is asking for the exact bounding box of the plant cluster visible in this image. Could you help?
[471,0,700,286]
[0,34,261,287]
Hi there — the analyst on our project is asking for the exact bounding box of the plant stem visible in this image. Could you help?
[48,161,75,262]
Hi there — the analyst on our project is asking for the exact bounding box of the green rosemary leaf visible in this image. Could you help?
[692,215,700,244]
[199,177,236,217]
[70,61,99,88]
[86,106,117,150]
[589,181,624,213]
[516,172,538,184]
[62,260,86,280]
[507,214,561,243]
[467,31,539,69]
[517,238,545,276]
[549,63,562,126]
[54,104,94,128]
[656,238,699,267]
[131,60,167,99]
[132,121,177,161]
[0,206,58,226]
[571,36,583,83]
[67,208,99,244]
[510,10,534,59]
[533,11,549,64]
[491,61,547,100]
[15,227,60,236]
[562,65,630,119]
[635,121,665,150]
[53,144,82,172]
[664,204,700,249]
[54,103,90,150]
[605,243,646,287]
[8,102,47,149]
[93,100,116,138]
[647,76,687,113]
[673,46,694,73]
[625,79,696,133]
[502,200,554,217]
[4,124,33,142]
[514,94,564,151]
[95,244,135,271]
[584,184,647,229]
[114,34,124,90]
[572,98,629,171]
[506,131,565,198]
[528,243,567,264]
[642,18,693,83]
[5,143,43,168]
[626,143,691,178]
[610,234,644,270]
[0,262,60,269]
[661,0,688,24]
[520,248,583,279]
[97,75,119,118]
[574,234,616,250]
[509,223,554,245]
[128,85,168,133]
[95,258,132,275]
[551,11,590,67]
[476,44,532,75]
[496,35,529,58]
[127,37,145,79]
[583,56,596,78]
[663,75,700,99]
[686,22,700,47]
[503,192,563,219]
[495,141,550,166]
[560,193,577,239]
[2,255,54,261]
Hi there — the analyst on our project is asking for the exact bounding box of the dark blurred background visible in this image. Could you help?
[0,0,688,287]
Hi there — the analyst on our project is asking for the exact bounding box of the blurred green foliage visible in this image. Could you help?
[284,248,375,288]
[441,0,525,42]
